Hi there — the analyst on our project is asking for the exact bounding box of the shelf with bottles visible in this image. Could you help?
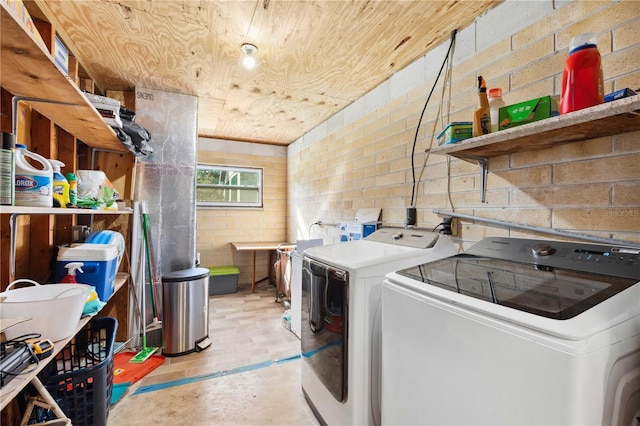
[0,3,126,153]
[430,95,640,159]
[430,95,640,203]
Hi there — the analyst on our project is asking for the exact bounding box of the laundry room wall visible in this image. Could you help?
[287,0,640,248]
[196,138,287,284]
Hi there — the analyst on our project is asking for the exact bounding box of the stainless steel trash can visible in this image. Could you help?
[162,267,212,356]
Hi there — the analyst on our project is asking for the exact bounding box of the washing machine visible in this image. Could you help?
[300,227,458,425]
[382,237,640,425]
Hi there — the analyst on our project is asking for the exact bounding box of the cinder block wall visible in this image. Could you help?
[288,0,640,248]
[197,139,287,285]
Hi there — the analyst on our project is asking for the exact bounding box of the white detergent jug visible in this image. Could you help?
[14,144,53,207]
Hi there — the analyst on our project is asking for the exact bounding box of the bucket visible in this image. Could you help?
[0,279,92,342]
[14,144,53,207]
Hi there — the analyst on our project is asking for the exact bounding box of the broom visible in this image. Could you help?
[130,202,160,363]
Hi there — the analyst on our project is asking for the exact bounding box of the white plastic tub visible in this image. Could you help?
[0,280,92,342]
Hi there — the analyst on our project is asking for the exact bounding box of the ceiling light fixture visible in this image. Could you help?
[241,43,257,69]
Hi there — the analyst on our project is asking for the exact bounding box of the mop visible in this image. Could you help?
[130,202,160,363]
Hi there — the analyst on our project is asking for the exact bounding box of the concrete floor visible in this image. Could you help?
[108,282,319,425]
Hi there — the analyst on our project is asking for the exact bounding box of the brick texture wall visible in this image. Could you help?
[288,0,640,248]
[197,139,287,285]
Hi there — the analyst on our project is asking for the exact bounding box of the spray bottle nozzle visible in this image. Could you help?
[49,159,65,172]
[478,76,486,92]
[65,262,84,274]
[62,262,84,283]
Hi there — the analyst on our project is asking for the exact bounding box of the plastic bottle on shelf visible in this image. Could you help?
[1,132,15,206]
[66,172,77,206]
[61,262,84,283]
[14,144,53,207]
[472,76,491,137]
[50,159,70,208]
[560,33,604,114]
[488,88,506,133]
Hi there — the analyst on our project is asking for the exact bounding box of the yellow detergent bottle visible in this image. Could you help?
[50,159,70,207]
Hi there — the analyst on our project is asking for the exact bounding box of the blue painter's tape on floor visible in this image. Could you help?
[131,353,301,396]
[300,338,341,358]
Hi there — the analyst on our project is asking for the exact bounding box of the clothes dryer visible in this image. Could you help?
[301,227,457,425]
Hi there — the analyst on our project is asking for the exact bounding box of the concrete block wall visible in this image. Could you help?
[288,0,640,248]
[197,138,287,285]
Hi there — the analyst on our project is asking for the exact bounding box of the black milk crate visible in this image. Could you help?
[37,317,118,426]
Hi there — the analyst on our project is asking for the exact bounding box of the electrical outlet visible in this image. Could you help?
[441,217,452,235]
[405,207,417,227]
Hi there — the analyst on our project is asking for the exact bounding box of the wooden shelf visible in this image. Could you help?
[0,3,126,153]
[0,206,132,215]
[0,273,129,411]
[430,95,640,159]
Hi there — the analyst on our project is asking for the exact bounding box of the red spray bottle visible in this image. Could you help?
[61,262,84,283]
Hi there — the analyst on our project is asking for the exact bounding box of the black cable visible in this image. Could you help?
[410,29,458,206]
[431,222,444,233]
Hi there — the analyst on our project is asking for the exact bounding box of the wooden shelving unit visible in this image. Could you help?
[0,6,134,420]
[0,3,126,153]
[0,273,129,411]
[0,206,131,215]
[430,95,640,159]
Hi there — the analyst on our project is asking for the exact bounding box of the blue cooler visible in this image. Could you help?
[85,230,125,270]
[56,244,119,302]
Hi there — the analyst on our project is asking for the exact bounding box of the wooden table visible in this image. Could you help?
[231,242,296,292]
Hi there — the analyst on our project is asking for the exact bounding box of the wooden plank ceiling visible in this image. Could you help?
[33,0,500,145]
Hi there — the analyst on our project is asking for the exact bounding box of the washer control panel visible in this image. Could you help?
[467,237,640,280]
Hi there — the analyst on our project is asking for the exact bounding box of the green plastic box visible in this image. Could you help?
[498,96,559,130]
[437,121,473,145]
[207,266,239,296]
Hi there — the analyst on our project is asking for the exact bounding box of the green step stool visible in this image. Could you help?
[207,266,240,296]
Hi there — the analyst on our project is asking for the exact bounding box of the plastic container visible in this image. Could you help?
[38,317,117,426]
[207,266,239,295]
[66,172,77,205]
[85,230,125,271]
[55,244,119,302]
[488,88,506,133]
[1,132,15,205]
[14,144,53,207]
[472,76,491,137]
[0,279,92,342]
[560,33,604,114]
[50,159,70,207]
[437,122,473,145]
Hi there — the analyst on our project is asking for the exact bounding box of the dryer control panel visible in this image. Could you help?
[365,227,440,249]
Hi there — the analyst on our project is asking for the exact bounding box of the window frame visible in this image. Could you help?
[195,164,263,208]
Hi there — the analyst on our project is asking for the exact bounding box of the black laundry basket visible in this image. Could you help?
[37,317,118,426]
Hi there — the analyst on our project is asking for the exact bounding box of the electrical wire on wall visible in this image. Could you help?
[409,29,458,211]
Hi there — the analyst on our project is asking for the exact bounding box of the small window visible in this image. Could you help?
[196,165,263,207]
